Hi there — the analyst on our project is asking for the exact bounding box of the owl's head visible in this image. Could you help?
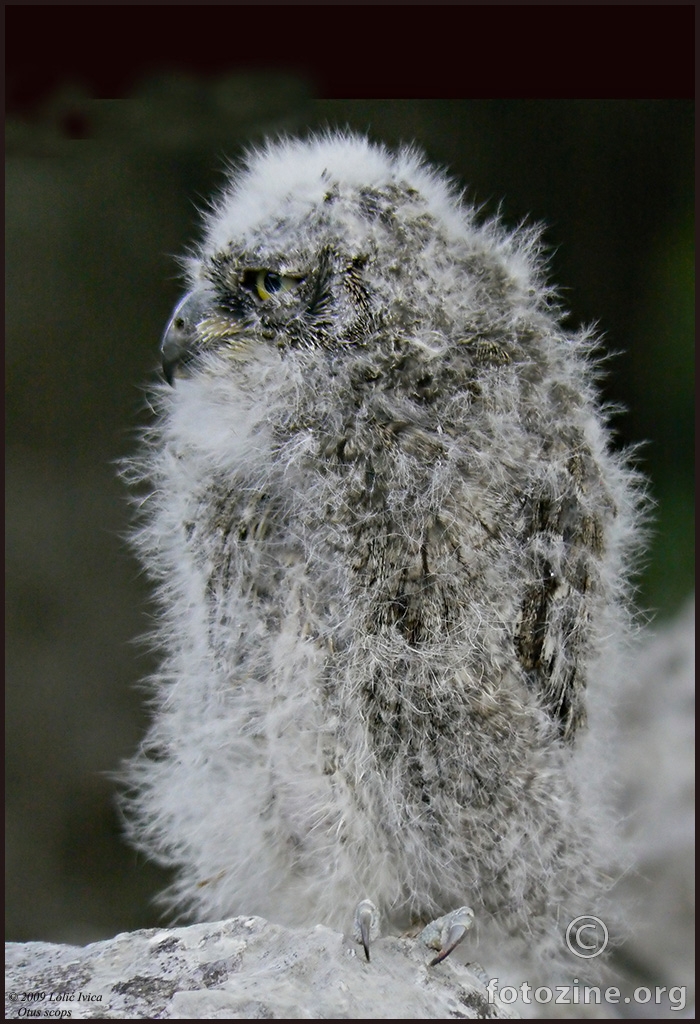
[161,133,543,388]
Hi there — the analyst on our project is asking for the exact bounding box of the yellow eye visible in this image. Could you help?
[248,269,303,301]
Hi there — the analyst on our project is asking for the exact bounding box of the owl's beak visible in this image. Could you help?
[161,290,210,385]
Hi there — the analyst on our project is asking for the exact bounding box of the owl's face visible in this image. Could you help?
[161,135,532,390]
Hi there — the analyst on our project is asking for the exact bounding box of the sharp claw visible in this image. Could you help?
[419,906,475,966]
[353,899,380,962]
[428,919,469,966]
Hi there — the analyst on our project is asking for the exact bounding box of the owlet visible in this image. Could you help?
[123,133,642,975]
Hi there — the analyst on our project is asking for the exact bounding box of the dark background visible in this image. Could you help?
[5,9,694,948]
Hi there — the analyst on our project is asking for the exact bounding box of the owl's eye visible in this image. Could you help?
[243,269,304,301]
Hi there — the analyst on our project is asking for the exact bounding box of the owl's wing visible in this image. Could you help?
[514,457,614,741]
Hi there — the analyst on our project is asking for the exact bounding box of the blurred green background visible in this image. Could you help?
[6,87,693,944]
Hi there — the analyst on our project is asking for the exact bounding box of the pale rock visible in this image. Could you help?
[5,915,518,1020]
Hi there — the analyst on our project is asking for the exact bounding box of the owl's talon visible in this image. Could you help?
[352,898,380,962]
[419,906,475,966]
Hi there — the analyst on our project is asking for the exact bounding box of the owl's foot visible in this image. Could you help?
[353,901,474,966]
[418,905,475,966]
[352,898,380,962]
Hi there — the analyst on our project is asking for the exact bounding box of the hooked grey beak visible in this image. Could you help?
[161,291,210,385]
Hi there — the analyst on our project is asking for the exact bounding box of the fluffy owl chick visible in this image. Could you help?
[123,133,641,975]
